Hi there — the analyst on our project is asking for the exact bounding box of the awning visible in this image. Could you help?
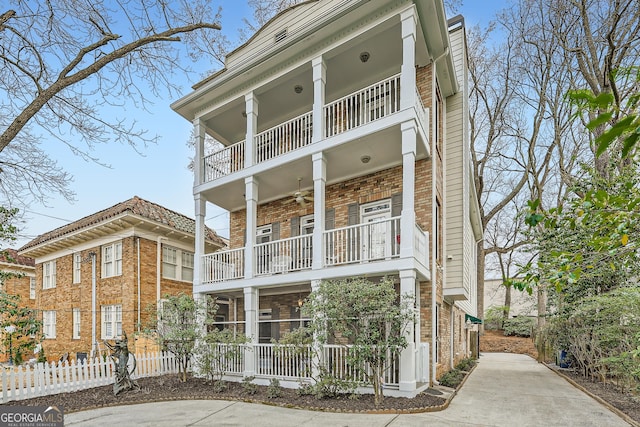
[465,314,483,324]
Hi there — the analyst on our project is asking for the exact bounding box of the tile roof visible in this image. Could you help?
[19,196,226,251]
[0,248,35,267]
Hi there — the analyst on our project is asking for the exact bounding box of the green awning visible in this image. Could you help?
[465,314,483,324]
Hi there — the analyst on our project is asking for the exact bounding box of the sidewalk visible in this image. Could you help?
[64,353,632,427]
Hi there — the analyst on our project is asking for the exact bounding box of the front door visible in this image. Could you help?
[361,201,391,260]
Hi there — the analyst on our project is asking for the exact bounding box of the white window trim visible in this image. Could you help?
[102,242,123,278]
[29,277,36,299]
[101,304,122,340]
[72,308,81,339]
[162,245,195,282]
[43,260,56,289]
[73,253,82,283]
[43,310,56,339]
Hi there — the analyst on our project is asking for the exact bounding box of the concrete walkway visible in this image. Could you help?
[65,353,632,427]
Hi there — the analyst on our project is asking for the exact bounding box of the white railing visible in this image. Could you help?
[414,224,429,268]
[1,351,180,403]
[322,345,399,386]
[255,234,313,276]
[325,74,401,137]
[255,112,313,163]
[202,248,245,283]
[209,343,245,375]
[254,343,312,379]
[324,217,401,266]
[203,140,245,182]
[415,87,429,134]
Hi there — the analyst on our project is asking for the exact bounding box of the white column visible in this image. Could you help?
[193,194,206,288]
[310,279,322,379]
[400,7,417,110]
[245,92,259,167]
[399,269,417,393]
[312,152,326,270]
[193,118,206,185]
[243,286,258,376]
[244,176,258,279]
[312,56,326,144]
[401,121,417,258]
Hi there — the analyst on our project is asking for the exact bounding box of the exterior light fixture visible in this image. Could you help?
[241,111,247,118]
[294,85,303,94]
[360,155,371,164]
[360,51,370,63]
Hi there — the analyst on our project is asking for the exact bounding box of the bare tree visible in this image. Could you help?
[0,0,225,207]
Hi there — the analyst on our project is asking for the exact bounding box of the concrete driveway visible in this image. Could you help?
[65,353,632,427]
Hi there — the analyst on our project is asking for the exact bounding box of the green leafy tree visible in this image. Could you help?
[302,277,414,407]
[148,293,216,382]
[0,290,42,364]
[194,328,248,387]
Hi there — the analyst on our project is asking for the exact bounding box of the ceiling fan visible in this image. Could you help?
[292,177,313,207]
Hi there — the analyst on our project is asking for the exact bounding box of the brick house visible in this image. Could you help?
[17,196,226,362]
[171,0,482,396]
[0,249,36,363]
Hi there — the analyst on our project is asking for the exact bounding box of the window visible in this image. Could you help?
[43,310,56,339]
[72,308,81,339]
[43,260,56,289]
[73,253,82,283]
[162,246,195,282]
[101,305,122,339]
[102,242,122,278]
[29,277,35,299]
[436,199,442,262]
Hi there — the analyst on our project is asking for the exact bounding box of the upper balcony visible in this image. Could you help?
[202,74,429,184]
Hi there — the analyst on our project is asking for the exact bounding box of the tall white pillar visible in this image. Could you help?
[401,121,417,258]
[399,269,417,393]
[312,153,326,270]
[244,176,258,279]
[312,56,326,144]
[193,118,206,186]
[243,286,259,376]
[193,194,206,289]
[245,92,258,167]
[400,7,417,110]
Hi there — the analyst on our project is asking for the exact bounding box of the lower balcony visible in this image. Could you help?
[201,217,429,285]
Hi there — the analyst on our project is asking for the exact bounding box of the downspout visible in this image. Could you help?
[137,237,141,332]
[90,251,97,359]
[431,47,450,384]
[156,236,166,318]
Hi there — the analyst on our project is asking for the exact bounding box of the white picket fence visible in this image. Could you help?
[1,351,180,404]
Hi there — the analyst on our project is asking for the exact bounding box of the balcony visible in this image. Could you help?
[202,75,409,183]
[200,218,428,286]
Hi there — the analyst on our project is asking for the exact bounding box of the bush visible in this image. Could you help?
[438,369,466,388]
[241,376,258,395]
[503,316,535,337]
[456,357,476,372]
[266,378,282,398]
[484,305,509,330]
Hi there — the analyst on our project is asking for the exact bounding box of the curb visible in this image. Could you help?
[545,364,639,427]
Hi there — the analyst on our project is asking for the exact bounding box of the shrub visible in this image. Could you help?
[266,378,282,398]
[438,369,465,388]
[503,316,535,337]
[456,357,476,372]
[484,305,509,330]
[241,376,258,395]
[212,379,227,393]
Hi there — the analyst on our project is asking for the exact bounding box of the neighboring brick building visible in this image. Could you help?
[0,249,36,363]
[171,0,482,396]
[17,196,226,362]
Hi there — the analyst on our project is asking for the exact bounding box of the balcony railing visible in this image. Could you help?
[203,140,245,182]
[255,234,313,276]
[202,248,245,283]
[255,112,313,163]
[415,87,429,133]
[324,217,401,266]
[325,74,401,137]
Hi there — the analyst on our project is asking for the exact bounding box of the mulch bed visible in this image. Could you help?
[0,375,447,414]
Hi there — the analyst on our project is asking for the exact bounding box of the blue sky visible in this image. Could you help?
[13,0,503,249]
